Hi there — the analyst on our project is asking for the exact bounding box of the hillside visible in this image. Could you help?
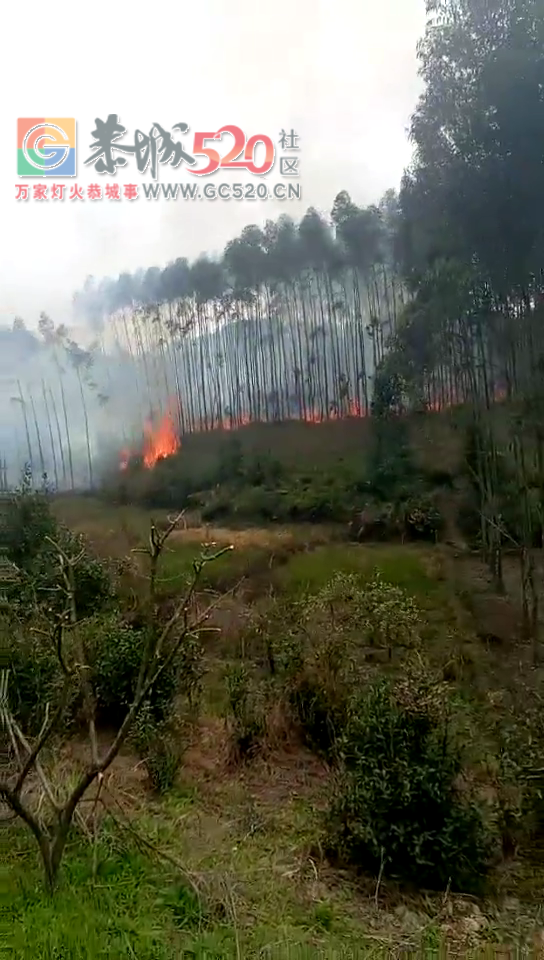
[4,488,544,956]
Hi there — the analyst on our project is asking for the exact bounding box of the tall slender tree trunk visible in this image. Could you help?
[42,381,59,489]
[49,388,67,488]
[16,381,33,471]
[77,370,94,489]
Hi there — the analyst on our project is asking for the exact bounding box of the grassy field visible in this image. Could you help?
[5,495,544,958]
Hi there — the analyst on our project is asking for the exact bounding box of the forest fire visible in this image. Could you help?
[143,411,179,468]
[119,401,371,471]
[119,387,509,473]
[120,409,180,471]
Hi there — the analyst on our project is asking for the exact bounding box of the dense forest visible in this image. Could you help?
[2,191,406,487]
[4,0,544,506]
[72,189,403,429]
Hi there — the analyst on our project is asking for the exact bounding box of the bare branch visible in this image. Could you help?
[13,675,72,797]
[46,536,99,767]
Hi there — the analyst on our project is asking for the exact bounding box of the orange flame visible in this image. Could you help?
[142,411,180,468]
[120,409,180,471]
[118,385,503,471]
[188,398,367,433]
[119,398,370,470]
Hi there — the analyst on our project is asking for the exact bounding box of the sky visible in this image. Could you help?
[0,0,427,328]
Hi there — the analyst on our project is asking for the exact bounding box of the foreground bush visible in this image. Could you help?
[24,527,115,618]
[240,572,425,758]
[88,614,181,728]
[224,662,267,759]
[4,502,228,891]
[4,472,56,570]
[5,477,115,622]
[4,481,116,731]
[327,671,491,892]
[6,621,62,734]
[130,704,186,794]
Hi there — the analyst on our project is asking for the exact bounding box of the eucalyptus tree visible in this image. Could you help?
[64,339,95,489]
[224,225,271,421]
[395,0,544,627]
[189,256,227,428]
[332,193,384,412]
[264,214,308,418]
[71,198,409,434]
[38,314,74,491]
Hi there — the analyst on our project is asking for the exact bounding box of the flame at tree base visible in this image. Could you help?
[119,400,369,472]
[143,410,179,468]
[119,386,508,473]
[120,408,180,472]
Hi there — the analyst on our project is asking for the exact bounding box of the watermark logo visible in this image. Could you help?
[17,118,76,177]
[83,116,299,181]
[85,113,275,180]
[14,117,301,200]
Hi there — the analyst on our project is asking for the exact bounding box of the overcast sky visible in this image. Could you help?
[1,0,427,327]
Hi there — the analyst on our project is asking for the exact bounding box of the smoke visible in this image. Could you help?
[1,0,425,324]
[0,321,117,488]
[0,0,427,485]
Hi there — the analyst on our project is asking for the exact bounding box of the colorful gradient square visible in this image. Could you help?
[17,118,76,177]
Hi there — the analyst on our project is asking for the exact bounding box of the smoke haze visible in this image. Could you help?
[0,0,426,485]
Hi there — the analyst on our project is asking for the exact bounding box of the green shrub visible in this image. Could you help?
[350,495,444,544]
[246,573,423,757]
[224,663,266,759]
[348,501,402,542]
[243,598,305,676]
[131,705,184,794]
[200,491,232,522]
[270,580,353,755]
[327,671,491,892]
[232,486,281,522]
[402,495,444,542]
[216,437,244,484]
[11,520,115,623]
[61,530,115,616]
[88,614,180,728]
[202,472,358,525]
[242,453,285,487]
[367,410,420,502]
[489,696,544,856]
[143,733,183,794]
[6,622,63,733]
[308,571,422,652]
[176,632,205,715]
[4,469,56,570]
[285,485,350,522]
[289,669,348,756]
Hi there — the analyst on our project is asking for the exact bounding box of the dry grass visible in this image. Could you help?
[52,496,337,557]
[170,524,333,551]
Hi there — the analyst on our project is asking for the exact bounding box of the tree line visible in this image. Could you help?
[72,191,405,434]
[9,0,544,575]
[376,0,544,650]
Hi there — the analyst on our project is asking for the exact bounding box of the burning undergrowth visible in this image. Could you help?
[120,408,180,472]
[118,400,370,475]
[111,402,374,517]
